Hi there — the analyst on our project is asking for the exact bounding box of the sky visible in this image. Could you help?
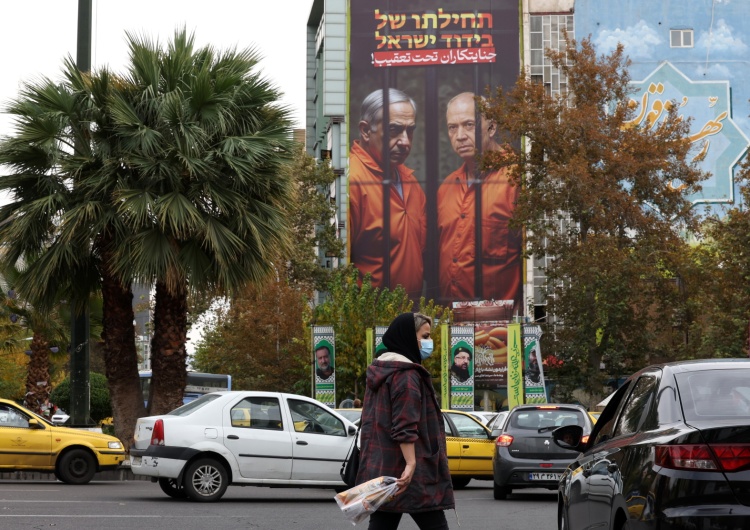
[1,0,314,133]
[1,0,314,354]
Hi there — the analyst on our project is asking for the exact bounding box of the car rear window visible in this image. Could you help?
[676,369,750,421]
[167,393,222,416]
[509,408,585,430]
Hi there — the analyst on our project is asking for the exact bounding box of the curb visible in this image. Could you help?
[0,468,151,482]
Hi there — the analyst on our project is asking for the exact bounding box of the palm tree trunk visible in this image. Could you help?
[100,254,146,451]
[25,331,50,415]
[148,280,188,415]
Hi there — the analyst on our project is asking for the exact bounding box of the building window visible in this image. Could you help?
[670,29,693,48]
[529,14,574,97]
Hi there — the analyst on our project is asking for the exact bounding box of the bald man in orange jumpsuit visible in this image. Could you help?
[349,89,426,299]
[437,92,522,305]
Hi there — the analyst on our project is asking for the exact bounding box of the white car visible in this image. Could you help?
[130,391,358,502]
[51,410,70,425]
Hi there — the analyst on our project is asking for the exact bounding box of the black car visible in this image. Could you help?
[554,359,750,530]
[492,404,593,500]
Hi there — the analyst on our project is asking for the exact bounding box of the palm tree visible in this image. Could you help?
[108,30,295,414]
[0,61,146,446]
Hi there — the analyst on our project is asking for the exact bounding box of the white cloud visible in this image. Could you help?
[693,63,734,80]
[697,19,748,55]
[595,20,662,59]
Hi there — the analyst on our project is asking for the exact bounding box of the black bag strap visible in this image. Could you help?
[344,423,361,461]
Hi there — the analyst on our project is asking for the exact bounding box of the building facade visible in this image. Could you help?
[306,0,750,320]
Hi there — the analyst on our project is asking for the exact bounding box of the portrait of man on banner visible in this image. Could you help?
[314,341,335,381]
[450,342,474,385]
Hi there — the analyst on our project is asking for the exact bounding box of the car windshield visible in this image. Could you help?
[168,394,222,416]
[337,410,362,422]
[510,408,585,430]
[676,369,750,421]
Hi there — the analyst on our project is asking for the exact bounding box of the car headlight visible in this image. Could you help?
[108,441,123,450]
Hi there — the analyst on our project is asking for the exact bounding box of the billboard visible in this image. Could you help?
[348,0,523,310]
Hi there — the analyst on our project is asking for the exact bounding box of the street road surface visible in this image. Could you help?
[0,478,556,529]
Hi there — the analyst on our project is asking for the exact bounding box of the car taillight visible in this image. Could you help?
[150,419,164,446]
[656,444,750,472]
[496,434,514,447]
[581,435,590,444]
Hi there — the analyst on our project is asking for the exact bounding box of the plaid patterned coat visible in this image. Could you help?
[355,352,455,513]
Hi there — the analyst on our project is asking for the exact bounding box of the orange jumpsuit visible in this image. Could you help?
[348,141,426,298]
[437,163,522,304]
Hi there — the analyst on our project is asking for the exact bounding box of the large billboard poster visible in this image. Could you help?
[348,0,523,310]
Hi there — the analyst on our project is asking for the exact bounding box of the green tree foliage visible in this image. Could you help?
[313,266,451,404]
[284,146,345,291]
[483,35,707,401]
[50,372,112,423]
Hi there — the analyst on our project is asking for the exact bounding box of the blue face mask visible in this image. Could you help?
[420,339,434,360]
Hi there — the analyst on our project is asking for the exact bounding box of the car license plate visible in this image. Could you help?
[131,457,142,467]
[529,472,561,481]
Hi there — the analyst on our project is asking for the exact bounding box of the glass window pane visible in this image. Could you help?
[670,30,681,47]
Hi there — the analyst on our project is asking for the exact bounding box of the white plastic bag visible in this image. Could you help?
[334,476,399,525]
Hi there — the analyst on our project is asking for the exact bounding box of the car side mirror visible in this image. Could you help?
[490,428,502,439]
[28,419,44,430]
[552,425,584,451]
[348,425,357,436]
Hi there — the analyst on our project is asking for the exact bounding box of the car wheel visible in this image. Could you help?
[493,482,511,500]
[183,458,228,502]
[451,477,471,490]
[57,449,97,485]
[159,477,188,499]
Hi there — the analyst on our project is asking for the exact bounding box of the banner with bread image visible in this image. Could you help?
[473,323,509,386]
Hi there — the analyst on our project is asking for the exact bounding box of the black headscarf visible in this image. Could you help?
[379,312,421,364]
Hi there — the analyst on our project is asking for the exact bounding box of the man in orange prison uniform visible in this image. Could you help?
[349,88,427,299]
[437,92,522,306]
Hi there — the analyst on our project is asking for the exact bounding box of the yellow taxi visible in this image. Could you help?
[588,411,601,424]
[443,409,496,489]
[0,398,126,484]
[332,407,495,489]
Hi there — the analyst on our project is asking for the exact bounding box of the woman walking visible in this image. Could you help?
[356,312,454,529]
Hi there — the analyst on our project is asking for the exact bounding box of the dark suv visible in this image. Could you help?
[491,404,593,500]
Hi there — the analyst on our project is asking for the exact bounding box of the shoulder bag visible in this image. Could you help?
[340,424,361,488]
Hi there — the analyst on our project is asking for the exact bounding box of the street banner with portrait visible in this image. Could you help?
[506,323,523,410]
[348,0,522,308]
[312,326,336,407]
[449,326,474,410]
[523,324,547,403]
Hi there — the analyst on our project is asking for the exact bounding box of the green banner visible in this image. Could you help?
[523,325,547,404]
[441,324,449,409]
[313,326,336,407]
[507,323,523,410]
[366,328,374,366]
[449,326,474,410]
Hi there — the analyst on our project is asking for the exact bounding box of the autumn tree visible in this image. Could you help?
[692,180,750,357]
[483,35,707,399]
